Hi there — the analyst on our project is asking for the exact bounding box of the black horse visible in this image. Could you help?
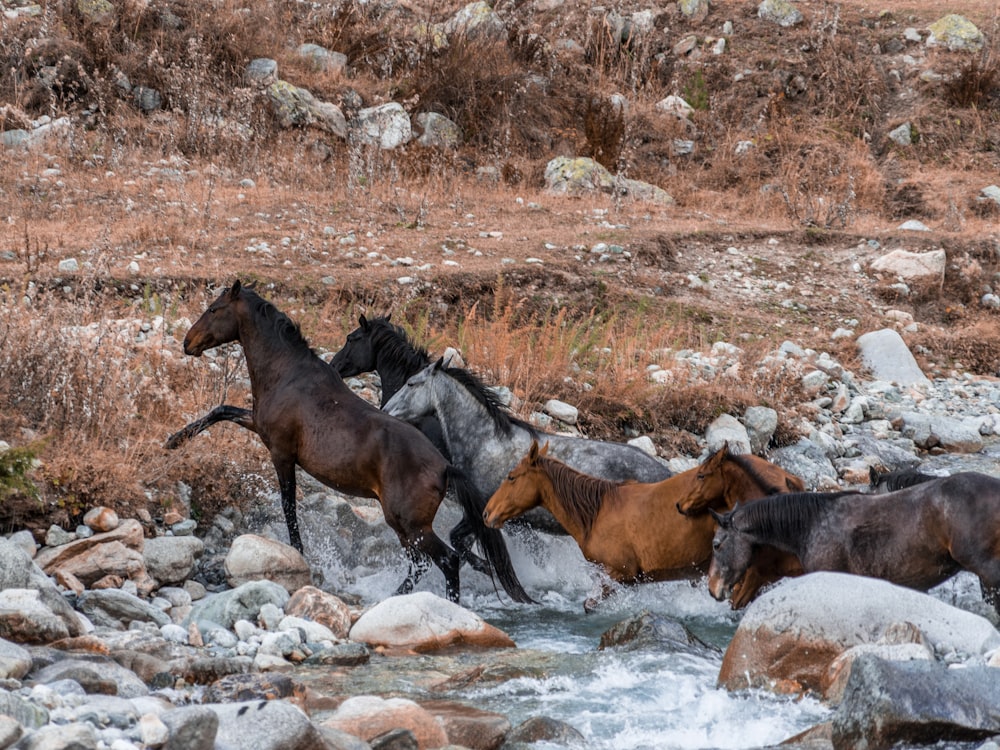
[708,473,1000,613]
[177,283,533,603]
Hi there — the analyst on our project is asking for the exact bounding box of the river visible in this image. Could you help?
[287,444,1000,749]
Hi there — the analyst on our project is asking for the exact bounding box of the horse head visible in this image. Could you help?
[675,442,731,517]
[330,313,382,377]
[706,506,754,602]
[383,359,439,422]
[482,439,549,528]
[184,281,244,356]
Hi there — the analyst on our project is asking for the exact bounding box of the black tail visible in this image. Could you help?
[165,405,256,449]
[446,466,535,604]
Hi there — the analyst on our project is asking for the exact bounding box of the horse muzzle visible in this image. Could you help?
[183,333,206,356]
[482,509,504,529]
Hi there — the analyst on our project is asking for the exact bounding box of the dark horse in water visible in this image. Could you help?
[177,282,533,604]
[707,472,1000,613]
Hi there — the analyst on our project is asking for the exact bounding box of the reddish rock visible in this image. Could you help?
[420,699,510,750]
[284,586,351,639]
[83,506,120,533]
[319,695,448,748]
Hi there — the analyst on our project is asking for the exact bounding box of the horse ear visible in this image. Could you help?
[869,466,879,485]
[539,440,550,457]
[433,356,446,371]
[359,314,369,330]
[709,508,728,527]
[229,280,242,299]
[528,440,540,461]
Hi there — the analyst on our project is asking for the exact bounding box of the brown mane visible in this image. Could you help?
[538,455,621,537]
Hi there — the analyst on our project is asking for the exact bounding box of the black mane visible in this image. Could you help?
[241,288,314,355]
[732,490,859,540]
[443,365,538,438]
[367,316,432,374]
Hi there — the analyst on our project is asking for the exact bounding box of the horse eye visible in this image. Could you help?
[712,539,721,551]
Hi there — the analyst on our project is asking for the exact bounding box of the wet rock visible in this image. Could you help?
[832,656,1000,749]
[319,695,448,748]
[348,592,515,652]
[302,642,370,667]
[224,534,310,593]
[503,716,584,746]
[203,672,305,704]
[718,573,1000,697]
[421,699,510,750]
[598,610,717,655]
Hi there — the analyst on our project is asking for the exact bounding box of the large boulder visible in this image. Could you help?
[832,656,1000,749]
[869,248,946,285]
[144,536,204,585]
[224,535,311,593]
[855,329,930,388]
[348,592,515,652]
[318,695,448,748]
[209,700,324,750]
[284,586,352,640]
[718,573,1000,697]
[187,580,290,631]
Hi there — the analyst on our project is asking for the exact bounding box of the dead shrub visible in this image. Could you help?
[909,318,1000,375]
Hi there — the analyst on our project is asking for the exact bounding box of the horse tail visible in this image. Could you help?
[446,466,536,604]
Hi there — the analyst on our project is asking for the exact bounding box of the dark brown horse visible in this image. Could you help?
[482,439,805,610]
[178,281,532,604]
[673,443,807,608]
[707,472,1000,613]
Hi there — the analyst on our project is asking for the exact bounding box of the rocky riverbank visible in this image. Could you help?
[3,321,1000,749]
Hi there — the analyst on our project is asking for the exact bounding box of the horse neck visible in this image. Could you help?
[737,493,830,556]
[430,372,523,462]
[236,302,317,397]
[722,456,781,503]
[535,457,610,542]
[374,346,426,406]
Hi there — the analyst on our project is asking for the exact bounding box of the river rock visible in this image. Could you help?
[505,716,585,745]
[718,572,1000,697]
[348,592,515,652]
[855,329,929,388]
[0,589,73,644]
[0,638,31,679]
[598,610,717,655]
[0,539,84,639]
[29,655,150,697]
[319,695,448,748]
[832,656,1000,748]
[210,699,325,750]
[76,588,171,629]
[161,705,219,750]
[144,535,205,585]
[187,579,290,631]
[422,699,510,750]
[224,534,311,593]
[896,411,983,453]
[284,586,352,639]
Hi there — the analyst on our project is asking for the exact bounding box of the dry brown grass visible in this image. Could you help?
[2,0,1000,532]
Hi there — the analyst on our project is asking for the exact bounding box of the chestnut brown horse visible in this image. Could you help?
[482,439,804,610]
[707,472,1000,614]
[178,281,532,604]
[673,442,807,608]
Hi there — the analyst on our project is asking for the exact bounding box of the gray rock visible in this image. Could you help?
[769,438,839,490]
[832,656,1000,747]
[12,721,98,749]
[266,81,347,137]
[0,715,21,747]
[704,413,751,455]
[758,0,802,27]
[133,86,162,112]
[210,699,325,750]
[0,690,49,729]
[296,44,347,75]
[888,122,912,146]
[144,536,204,585]
[76,589,170,629]
[926,14,984,52]
[30,656,150,698]
[598,610,718,655]
[186,580,290,631]
[246,58,278,85]
[0,637,31,680]
[856,329,930,388]
[161,705,219,750]
[350,102,412,150]
[414,112,461,149]
[897,412,984,453]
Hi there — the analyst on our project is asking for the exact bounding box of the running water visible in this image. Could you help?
[298,506,831,749]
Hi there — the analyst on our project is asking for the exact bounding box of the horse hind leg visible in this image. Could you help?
[272,457,304,553]
[449,517,491,575]
[164,405,255,449]
[407,532,461,602]
[396,544,432,596]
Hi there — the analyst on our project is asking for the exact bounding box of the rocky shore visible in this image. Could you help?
[3,313,1000,749]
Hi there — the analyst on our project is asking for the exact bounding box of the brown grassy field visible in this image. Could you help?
[1,0,998,535]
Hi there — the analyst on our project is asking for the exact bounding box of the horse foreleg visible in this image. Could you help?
[165,405,256,449]
[273,459,303,553]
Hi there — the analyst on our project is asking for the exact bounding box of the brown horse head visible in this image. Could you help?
[675,442,731,516]
[184,281,245,356]
[483,439,550,529]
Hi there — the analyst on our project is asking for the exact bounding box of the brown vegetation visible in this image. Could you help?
[1,0,998,534]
